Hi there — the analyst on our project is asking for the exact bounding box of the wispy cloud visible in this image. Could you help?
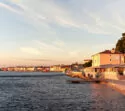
[34,40,64,52]
[20,47,41,55]
[1,0,125,66]
[0,1,48,28]
[2,0,125,36]
[54,15,80,28]
[53,40,65,47]
[8,0,81,29]
[13,58,52,62]
[83,3,125,35]
[0,2,21,14]
[69,51,80,58]
[2,0,111,35]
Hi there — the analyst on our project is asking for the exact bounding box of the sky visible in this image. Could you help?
[0,0,125,66]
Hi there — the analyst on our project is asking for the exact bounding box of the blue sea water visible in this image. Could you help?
[0,72,124,111]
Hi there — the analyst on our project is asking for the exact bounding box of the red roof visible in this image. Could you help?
[99,50,122,54]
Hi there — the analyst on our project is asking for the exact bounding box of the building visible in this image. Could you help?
[92,48,125,67]
[7,67,15,71]
[25,67,36,72]
[50,65,71,72]
[50,65,61,72]
[71,63,84,71]
[42,66,50,72]
[60,65,71,72]
[14,66,26,72]
[84,64,125,80]
[35,66,43,72]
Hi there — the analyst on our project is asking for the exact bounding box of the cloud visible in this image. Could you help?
[69,51,80,58]
[34,40,64,52]
[20,47,41,55]
[2,0,125,36]
[10,0,81,29]
[83,3,125,35]
[53,40,65,47]
[4,0,112,35]
[54,15,80,28]
[0,2,21,14]
[17,4,47,22]
[83,23,111,35]
[93,43,115,49]
[13,58,52,62]
[0,1,48,29]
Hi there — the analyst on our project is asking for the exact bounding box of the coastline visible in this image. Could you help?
[105,81,125,95]
[65,71,125,95]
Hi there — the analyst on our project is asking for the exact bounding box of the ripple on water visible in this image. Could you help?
[0,72,124,111]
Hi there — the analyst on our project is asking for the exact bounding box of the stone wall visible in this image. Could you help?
[102,71,119,80]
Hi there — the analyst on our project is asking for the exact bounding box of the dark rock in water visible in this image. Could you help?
[71,80,80,83]
[66,80,81,84]
[95,80,101,83]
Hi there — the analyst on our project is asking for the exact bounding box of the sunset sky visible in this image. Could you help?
[0,0,125,66]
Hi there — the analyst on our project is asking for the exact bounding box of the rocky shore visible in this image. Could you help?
[106,80,125,95]
[66,71,125,95]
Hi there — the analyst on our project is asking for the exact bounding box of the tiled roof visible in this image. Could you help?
[99,50,122,54]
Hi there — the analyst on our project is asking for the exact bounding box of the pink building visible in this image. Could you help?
[92,48,125,67]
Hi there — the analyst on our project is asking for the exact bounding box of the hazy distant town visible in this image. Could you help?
[1,32,125,76]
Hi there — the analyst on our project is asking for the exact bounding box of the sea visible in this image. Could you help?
[0,71,124,111]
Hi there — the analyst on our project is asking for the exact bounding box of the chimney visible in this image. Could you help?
[111,48,115,53]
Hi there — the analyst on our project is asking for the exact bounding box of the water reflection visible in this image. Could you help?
[0,72,124,111]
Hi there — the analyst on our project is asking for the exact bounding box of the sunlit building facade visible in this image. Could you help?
[92,49,125,67]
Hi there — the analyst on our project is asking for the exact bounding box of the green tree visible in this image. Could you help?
[83,60,92,68]
[116,33,125,53]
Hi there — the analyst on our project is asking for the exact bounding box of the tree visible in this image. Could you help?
[83,60,92,68]
[116,33,125,53]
